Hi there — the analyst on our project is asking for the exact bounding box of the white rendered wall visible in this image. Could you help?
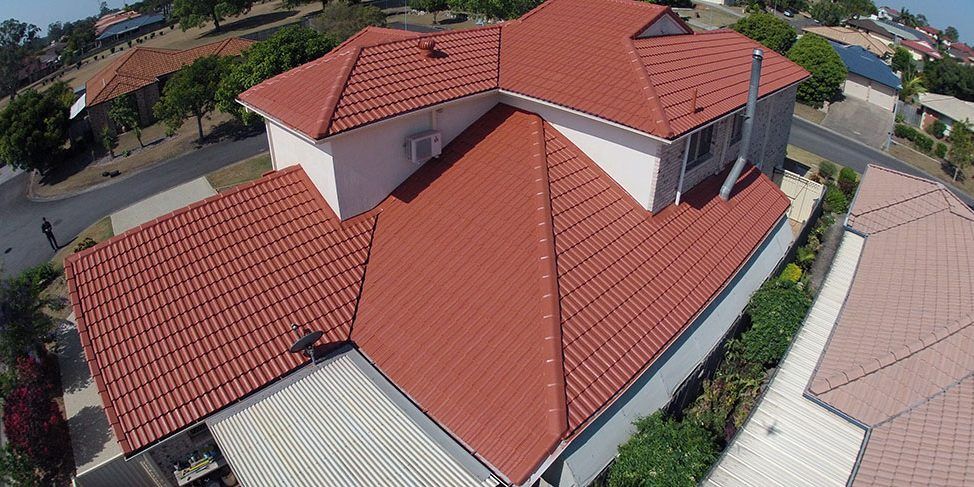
[543,217,793,487]
[325,93,498,219]
[266,120,340,215]
[500,92,664,210]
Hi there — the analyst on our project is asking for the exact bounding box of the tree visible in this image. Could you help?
[808,0,877,26]
[281,0,328,12]
[788,34,847,108]
[0,266,62,365]
[897,7,926,28]
[154,55,229,144]
[0,19,40,99]
[217,27,337,123]
[891,46,914,73]
[99,127,117,159]
[948,120,974,180]
[923,58,974,102]
[898,65,925,103]
[410,0,450,24]
[944,26,960,43]
[732,12,797,55]
[108,95,144,148]
[0,84,71,173]
[46,22,65,41]
[310,1,386,41]
[447,0,540,20]
[99,1,113,16]
[172,0,253,32]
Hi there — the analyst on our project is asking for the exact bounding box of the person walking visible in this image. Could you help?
[41,218,58,251]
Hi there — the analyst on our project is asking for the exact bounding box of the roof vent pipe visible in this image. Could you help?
[418,38,436,58]
[719,48,763,201]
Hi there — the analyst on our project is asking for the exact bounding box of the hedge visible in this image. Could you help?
[823,184,849,214]
[733,280,812,367]
[837,167,858,199]
[936,142,948,159]
[895,123,934,153]
[609,411,718,487]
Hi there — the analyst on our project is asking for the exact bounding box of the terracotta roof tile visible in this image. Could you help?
[240,0,808,141]
[809,165,974,485]
[86,38,252,107]
[64,167,375,453]
[68,104,790,483]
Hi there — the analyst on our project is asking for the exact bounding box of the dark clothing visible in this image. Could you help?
[42,221,57,250]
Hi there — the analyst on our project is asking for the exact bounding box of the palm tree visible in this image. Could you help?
[898,8,919,28]
[899,66,926,104]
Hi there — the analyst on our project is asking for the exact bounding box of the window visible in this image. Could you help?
[686,125,714,169]
[730,113,745,144]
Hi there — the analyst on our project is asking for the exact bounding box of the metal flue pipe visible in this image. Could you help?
[719,48,764,201]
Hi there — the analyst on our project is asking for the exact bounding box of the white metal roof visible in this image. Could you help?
[704,232,868,487]
[208,348,499,487]
[70,92,86,120]
[919,93,974,124]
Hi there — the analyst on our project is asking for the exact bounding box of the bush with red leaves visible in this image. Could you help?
[2,357,69,478]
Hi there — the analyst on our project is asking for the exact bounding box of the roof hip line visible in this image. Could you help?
[623,38,673,138]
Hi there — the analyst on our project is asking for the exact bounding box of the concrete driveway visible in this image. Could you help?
[822,97,895,149]
[110,177,216,234]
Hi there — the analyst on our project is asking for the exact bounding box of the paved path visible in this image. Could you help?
[0,134,268,277]
[110,177,216,234]
[788,115,974,206]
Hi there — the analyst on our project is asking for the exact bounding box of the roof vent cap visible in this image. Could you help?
[418,38,436,58]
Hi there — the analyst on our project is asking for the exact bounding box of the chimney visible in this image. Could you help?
[719,48,763,201]
[418,38,436,58]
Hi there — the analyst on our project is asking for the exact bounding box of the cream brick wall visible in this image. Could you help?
[650,84,798,211]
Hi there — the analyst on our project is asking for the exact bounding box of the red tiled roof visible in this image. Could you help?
[901,39,942,59]
[64,167,376,453]
[95,11,141,36]
[809,165,974,486]
[67,105,789,483]
[240,26,500,139]
[86,38,253,107]
[239,0,809,140]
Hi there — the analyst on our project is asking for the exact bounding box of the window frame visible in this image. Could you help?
[729,113,745,145]
[686,124,714,170]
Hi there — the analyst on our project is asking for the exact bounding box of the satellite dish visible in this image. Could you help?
[288,324,325,364]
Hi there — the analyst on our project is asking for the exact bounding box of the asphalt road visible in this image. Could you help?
[789,116,974,206]
[0,134,268,277]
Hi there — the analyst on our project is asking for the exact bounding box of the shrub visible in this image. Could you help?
[936,142,948,159]
[926,119,947,139]
[779,263,802,283]
[608,412,717,487]
[685,363,764,442]
[824,184,849,214]
[18,263,59,292]
[817,160,837,181]
[837,167,859,198]
[734,280,812,367]
[73,237,97,253]
[2,358,69,477]
[895,123,935,153]
[0,445,39,486]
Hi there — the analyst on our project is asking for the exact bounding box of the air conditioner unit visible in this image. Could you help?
[405,130,442,164]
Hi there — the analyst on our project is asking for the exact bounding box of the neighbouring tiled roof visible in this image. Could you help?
[86,38,253,107]
[901,39,943,59]
[64,167,376,453]
[239,0,808,140]
[809,165,974,486]
[803,26,893,57]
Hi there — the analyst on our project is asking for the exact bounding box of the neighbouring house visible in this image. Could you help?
[830,42,901,111]
[95,13,166,45]
[874,5,899,21]
[803,26,893,58]
[848,17,931,45]
[949,42,974,63]
[706,165,974,486]
[901,38,943,63]
[78,37,252,138]
[918,25,941,40]
[64,1,810,486]
[95,10,142,37]
[916,92,974,136]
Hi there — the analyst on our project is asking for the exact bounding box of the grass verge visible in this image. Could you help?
[793,103,826,124]
[206,153,272,192]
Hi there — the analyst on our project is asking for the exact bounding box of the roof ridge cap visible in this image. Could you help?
[810,313,974,396]
[623,38,673,137]
[530,113,568,439]
[315,46,363,139]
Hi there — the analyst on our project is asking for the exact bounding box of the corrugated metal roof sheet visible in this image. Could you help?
[830,42,901,89]
[208,349,499,487]
[704,232,867,487]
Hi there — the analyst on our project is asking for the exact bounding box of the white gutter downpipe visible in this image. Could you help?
[719,48,763,201]
[675,138,691,206]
